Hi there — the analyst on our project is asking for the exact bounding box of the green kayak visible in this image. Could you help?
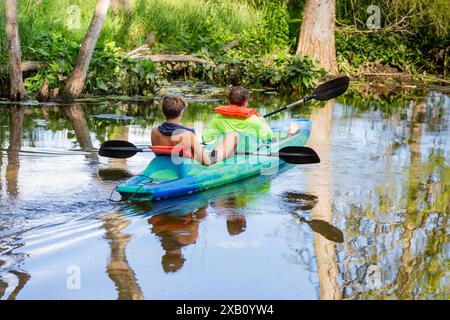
[116,118,312,201]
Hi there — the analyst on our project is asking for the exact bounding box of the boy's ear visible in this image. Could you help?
[242,101,248,108]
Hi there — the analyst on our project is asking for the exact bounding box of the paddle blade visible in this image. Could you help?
[99,140,139,159]
[307,219,344,243]
[311,76,349,101]
[278,146,320,164]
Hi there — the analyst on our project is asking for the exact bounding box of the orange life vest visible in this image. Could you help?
[149,145,194,159]
[214,105,259,118]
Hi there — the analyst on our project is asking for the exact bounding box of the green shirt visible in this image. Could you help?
[202,114,273,143]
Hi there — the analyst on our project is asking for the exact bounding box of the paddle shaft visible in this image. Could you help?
[103,147,298,157]
[99,147,307,158]
[262,76,349,118]
[263,96,311,118]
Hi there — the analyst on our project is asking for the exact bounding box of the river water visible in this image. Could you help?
[0,83,448,299]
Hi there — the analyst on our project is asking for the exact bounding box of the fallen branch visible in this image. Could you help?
[359,72,412,77]
[223,40,239,51]
[21,60,48,72]
[133,54,215,66]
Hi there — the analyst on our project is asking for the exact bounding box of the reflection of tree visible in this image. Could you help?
[393,101,448,299]
[0,277,6,298]
[338,95,449,299]
[307,100,341,300]
[106,124,129,175]
[0,257,30,300]
[100,213,144,300]
[63,104,94,150]
[148,208,206,273]
[6,105,26,197]
[4,270,31,300]
[395,101,424,297]
[0,111,3,194]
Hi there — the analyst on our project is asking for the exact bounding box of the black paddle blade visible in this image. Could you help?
[98,140,139,159]
[307,219,344,243]
[312,76,349,101]
[278,146,320,164]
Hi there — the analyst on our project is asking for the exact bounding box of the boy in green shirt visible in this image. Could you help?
[202,86,273,143]
[202,86,298,144]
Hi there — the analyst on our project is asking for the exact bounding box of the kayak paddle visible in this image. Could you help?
[263,75,350,118]
[99,140,320,164]
[293,215,344,243]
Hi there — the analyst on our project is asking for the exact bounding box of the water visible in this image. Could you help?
[0,83,448,299]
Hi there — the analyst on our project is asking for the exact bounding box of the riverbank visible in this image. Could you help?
[0,0,448,99]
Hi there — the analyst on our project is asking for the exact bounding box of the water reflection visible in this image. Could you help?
[6,105,26,197]
[124,175,267,274]
[100,213,144,300]
[0,269,30,300]
[333,93,449,299]
[63,104,94,151]
[149,208,206,273]
[307,100,342,300]
[0,87,448,299]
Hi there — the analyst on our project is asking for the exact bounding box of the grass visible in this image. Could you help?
[0,0,266,66]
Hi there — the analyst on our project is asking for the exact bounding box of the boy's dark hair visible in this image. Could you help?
[228,86,249,106]
[162,95,188,119]
[226,216,247,236]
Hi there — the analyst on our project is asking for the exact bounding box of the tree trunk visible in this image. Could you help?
[4,0,27,100]
[111,0,132,13]
[60,0,111,100]
[296,0,338,74]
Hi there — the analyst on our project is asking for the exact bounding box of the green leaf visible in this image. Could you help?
[96,79,108,91]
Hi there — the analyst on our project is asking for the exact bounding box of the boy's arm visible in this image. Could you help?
[254,115,273,141]
[190,133,212,166]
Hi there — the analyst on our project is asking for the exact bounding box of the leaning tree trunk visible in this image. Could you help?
[111,0,132,13]
[4,0,27,100]
[60,0,110,100]
[296,0,338,74]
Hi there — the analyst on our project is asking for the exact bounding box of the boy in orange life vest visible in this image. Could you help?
[202,86,299,144]
[151,95,238,166]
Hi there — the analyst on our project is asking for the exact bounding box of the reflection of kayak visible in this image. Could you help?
[116,119,311,201]
[121,170,276,217]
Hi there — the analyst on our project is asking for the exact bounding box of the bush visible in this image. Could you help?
[196,48,324,91]
[24,39,158,96]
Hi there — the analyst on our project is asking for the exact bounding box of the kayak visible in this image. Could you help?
[116,118,312,201]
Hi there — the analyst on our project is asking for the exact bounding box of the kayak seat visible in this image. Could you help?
[150,145,194,158]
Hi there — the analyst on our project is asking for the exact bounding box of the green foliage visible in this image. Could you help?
[262,0,291,51]
[109,0,263,53]
[1,0,323,97]
[335,32,432,74]
[334,0,449,75]
[24,39,158,96]
[2,0,447,98]
[288,0,449,75]
[197,48,324,91]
